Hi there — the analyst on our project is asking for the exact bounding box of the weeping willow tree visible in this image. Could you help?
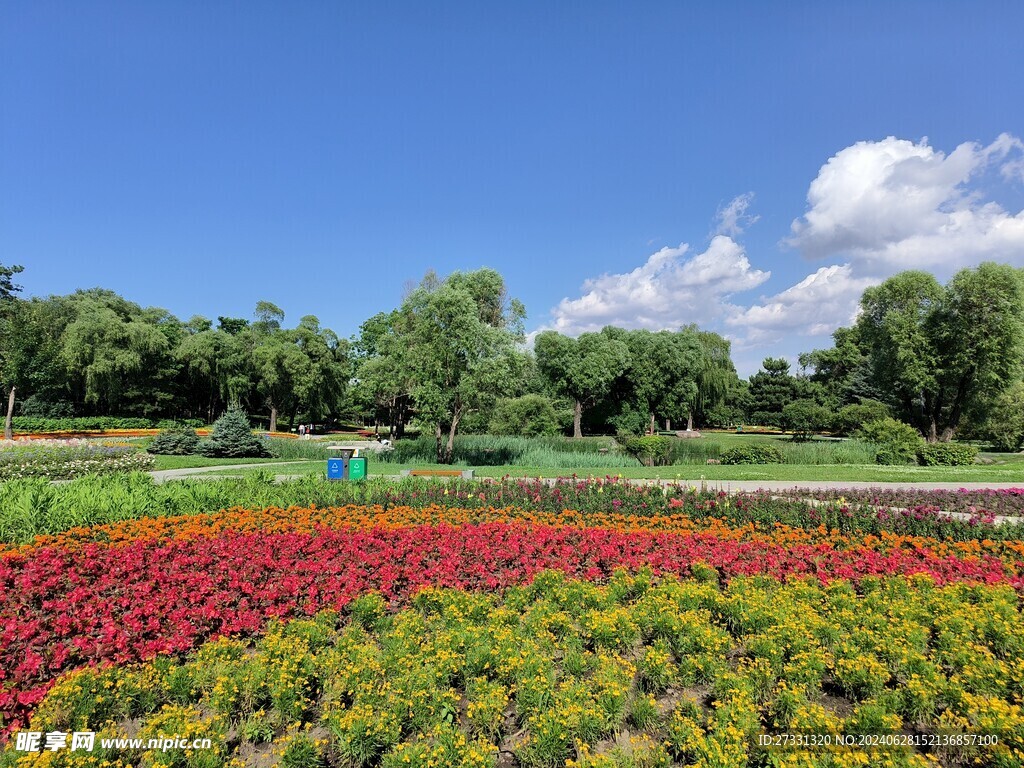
[682,326,738,431]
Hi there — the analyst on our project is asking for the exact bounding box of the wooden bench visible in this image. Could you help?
[400,469,475,479]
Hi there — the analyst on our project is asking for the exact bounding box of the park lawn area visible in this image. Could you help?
[197,454,1024,483]
[149,455,307,471]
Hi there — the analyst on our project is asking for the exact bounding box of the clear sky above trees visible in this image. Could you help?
[4,3,1023,377]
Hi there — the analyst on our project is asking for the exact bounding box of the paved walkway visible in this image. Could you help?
[147,465,1024,492]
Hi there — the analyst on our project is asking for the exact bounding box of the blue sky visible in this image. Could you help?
[3,1,1023,376]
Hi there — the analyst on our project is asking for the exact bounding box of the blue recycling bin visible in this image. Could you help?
[327,458,345,480]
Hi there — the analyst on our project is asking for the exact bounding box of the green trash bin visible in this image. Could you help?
[348,456,367,481]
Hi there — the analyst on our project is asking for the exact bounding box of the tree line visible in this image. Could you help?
[0,270,349,437]
[3,260,1024,457]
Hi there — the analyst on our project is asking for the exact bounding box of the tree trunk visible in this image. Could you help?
[927,416,938,443]
[269,405,278,433]
[573,400,583,439]
[687,410,694,431]
[444,417,459,464]
[3,386,14,440]
[649,412,656,435]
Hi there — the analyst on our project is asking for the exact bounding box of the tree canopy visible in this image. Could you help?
[534,330,629,437]
[374,268,527,462]
[855,263,1024,441]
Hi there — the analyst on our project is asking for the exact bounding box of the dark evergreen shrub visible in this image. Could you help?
[200,410,270,458]
[147,427,200,455]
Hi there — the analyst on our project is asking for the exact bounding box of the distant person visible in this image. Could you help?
[298,424,305,437]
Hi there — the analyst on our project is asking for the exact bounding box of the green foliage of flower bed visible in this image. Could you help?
[720,444,785,465]
[16,573,1023,768]
[0,443,153,483]
[3,474,1022,546]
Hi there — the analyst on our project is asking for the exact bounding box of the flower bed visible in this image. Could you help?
[2,504,1023,742]
[772,487,1024,518]
[0,443,154,482]
[10,574,1024,767]
[4,475,1023,546]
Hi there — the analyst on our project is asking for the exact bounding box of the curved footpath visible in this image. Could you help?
[147,464,1024,492]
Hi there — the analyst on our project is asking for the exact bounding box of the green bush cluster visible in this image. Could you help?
[857,418,924,465]
[623,435,674,466]
[833,400,892,436]
[13,417,151,432]
[147,427,201,455]
[487,394,561,437]
[719,444,784,465]
[917,442,979,466]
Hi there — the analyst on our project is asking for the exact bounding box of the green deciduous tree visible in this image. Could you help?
[980,381,1024,452]
[684,327,739,431]
[618,330,700,435]
[395,269,526,463]
[352,311,417,436]
[488,394,561,437]
[799,326,878,409]
[856,263,1024,441]
[781,399,830,441]
[0,263,25,438]
[534,330,629,438]
[59,291,173,415]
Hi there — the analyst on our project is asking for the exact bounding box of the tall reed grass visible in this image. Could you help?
[665,437,877,465]
[379,435,633,468]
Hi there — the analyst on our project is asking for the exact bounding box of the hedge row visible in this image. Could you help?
[11,417,204,433]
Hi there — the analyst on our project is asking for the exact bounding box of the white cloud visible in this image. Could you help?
[727,264,878,345]
[714,193,760,237]
[538,134,1024,365]
[543,235,770,336]
[787,134,1024,270]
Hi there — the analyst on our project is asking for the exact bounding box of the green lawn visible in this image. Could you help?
[150,455,306,471]
[194,454,1024,483]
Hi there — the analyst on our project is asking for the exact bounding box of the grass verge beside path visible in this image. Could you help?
[149,455,307,471]
[195,458,1024,483]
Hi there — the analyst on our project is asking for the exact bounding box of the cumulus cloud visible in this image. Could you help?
[543,235,770,336]
[726,264,878,345]
[714,193,760,237]
[537,134,1024,364]
[787,134,1024,270]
